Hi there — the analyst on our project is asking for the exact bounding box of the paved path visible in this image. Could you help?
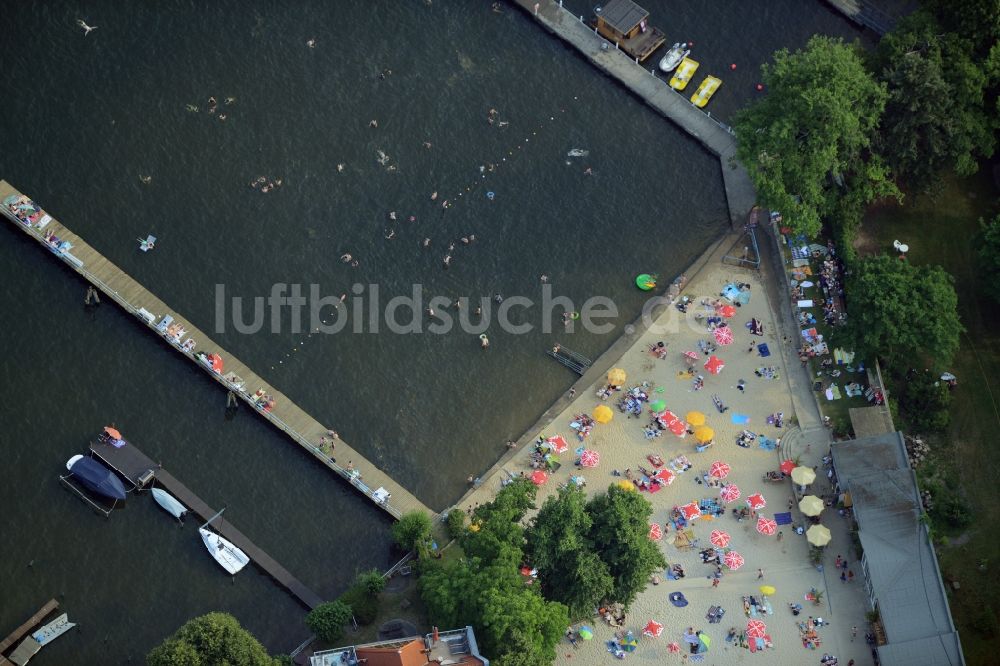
[513,0,757,228]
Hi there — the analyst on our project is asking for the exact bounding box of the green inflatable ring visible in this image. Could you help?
[636,273,657,291]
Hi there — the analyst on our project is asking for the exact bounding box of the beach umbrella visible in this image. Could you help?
[799,495,824,517]
[756,517,778,536]
[791,466,817,486]
[705,355,725,375]
[779,459,796,475]
[667,642,681,653]
[642,620,664,638]
[709,460,731,479]
[616,479,637,492]
[720,484,741,502]
[719,304,737,318]
[658,411,686,436]
[103,426,122,440]
[650,399,667,413]
[607,368,627,386]
[544,435,569,453]
[724,551,745,570]
[654,468,676,485]
[681,502,701,521]
[579,449,600,468]
[710,529,731,548]
[694,426,715,443]
[578,625,594,640]
[686,411,706,426]
[530,470,548,485]
[648,523,663,541]
[746,619,767,639]
[593,405,614,424]
[806,524,832,546]
[683,350,699,366]
[713,325,734,345]
[759,585,776,596]
[747,493,767,511]
[620,631,638,652]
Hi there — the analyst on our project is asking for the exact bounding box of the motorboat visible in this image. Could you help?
[670,57,699,91]
[64,455,126,501]
[152,487,188,520]
[691,75,722,107]
[658,42,690,73]
[199,527,250,575]
[32,613,76,646]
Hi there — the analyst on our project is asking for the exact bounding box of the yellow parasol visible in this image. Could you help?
[694,426,715,443]
[791,466,817,486]
[593,405,614,424]
[685,411,706,426]
[607,368,627,386]
[806,524,832,546]
[758,585,776,596]
[799,495,824,517]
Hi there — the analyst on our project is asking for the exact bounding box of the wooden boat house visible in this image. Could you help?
[593,0,666,62]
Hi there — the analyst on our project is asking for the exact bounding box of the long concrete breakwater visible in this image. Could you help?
[512,0,758,229]
[1,179,433,523]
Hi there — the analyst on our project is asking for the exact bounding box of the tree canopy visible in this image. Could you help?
[305,600,354,644]
[526,486,613,617]
[391,511,433,553]
[844,254,963,367]
[978,214,1000,301]
[147,612,279,666]
[733,35,898,237]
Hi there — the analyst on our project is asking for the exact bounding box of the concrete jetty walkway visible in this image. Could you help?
[0,179,433,523]
[513,0,757,228]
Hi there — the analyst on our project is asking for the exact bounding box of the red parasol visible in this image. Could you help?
[709,461,731,478]
[713,325,734,345]
[724,551,745,570]
[705,355,725,375]
[579,449,600,468]
[545,435,569,453]
[681,502,701,521]
[747,493,767,511]
[642,620,664,638]
[710,529,731,548]
[648,523,663,541]
[756,517,778,536]
[530,470,548,485]
[103,426,122,440]
[779,459,796,475]
[720,484,741,502]
[746,619,767,639]
[682,350,699,366]
[719,304,737,318]
[657,411,687,436]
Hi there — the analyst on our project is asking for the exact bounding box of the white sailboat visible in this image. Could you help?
[152,488,188,520]
[199,509,250,575]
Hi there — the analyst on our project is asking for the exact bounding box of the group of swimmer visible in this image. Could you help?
[186,95,235,120]
[250,176,283,193]
[486,107,509,128]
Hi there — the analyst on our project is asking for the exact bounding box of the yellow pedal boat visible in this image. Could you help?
[669,57,699,91]
[690,75,722,107]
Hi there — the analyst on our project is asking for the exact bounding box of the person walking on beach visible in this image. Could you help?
[840,570,847,583]
[756,568,764,580]
[712,577,720,589]
[835,554,843,569]
[851,625,857,642]
[848,570,854,583]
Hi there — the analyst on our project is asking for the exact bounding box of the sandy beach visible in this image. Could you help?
[457,233,871,665]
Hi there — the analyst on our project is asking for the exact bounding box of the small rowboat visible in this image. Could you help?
[152,487,188,520]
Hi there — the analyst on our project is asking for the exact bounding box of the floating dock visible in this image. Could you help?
[88,438,324,610]
[0,599,59,666]
[0,179,433,524]
[546,344,592,375]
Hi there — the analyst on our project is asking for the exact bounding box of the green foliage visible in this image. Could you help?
[898,369,952,432]
[526,486,614,617]
[844,255,963,367]
[733,35,898,237]
[461,479,536,566]
[146,612,279,666]
[922,0,1000,55]
[875,10,998,189]
[305,600,354,643]
[340,585,379,625]
[391,511,433,552]
[585,486,667,606]
[978,215,1000,301]
[446,508,467,539]
[357,568,386,596]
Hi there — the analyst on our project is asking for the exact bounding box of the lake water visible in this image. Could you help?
[0,1,862,662]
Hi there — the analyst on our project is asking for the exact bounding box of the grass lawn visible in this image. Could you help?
[859,169,1000,664]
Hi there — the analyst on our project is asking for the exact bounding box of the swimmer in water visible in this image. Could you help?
[461,237,470,245]
[341,253,352,263]
[208,97,217,113]
[423,141,432,149]
[218,114,227,120]
[337,163,345,172]
[306,38,316,48]
[369,119,378,128]
[494,294,503,303]
[340,294,347,303]
[388,211,397,221]
[185,104,199,112]
[481,336,490,349]
[498,120,509,128]
[427,307,435,317]
[139,175,152,185]
[540,275,549,283]
[350,259,359,267]
[430,191,438,201]
[443,255,452,268]
[448,242,455,251]
[408,215,416,222]
[442,200,451,208]
[584,167,593,176]
[475,306,482,316]
[421,238,431,248]
[384,229,395,240]
[225,96,236,105]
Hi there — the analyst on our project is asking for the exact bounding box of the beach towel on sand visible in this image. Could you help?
[731,413,750,424]
[757,343,770,357]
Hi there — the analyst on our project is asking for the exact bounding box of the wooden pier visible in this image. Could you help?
[0,179,433,524]
[88,438,324,610]
[0,599,58,666]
